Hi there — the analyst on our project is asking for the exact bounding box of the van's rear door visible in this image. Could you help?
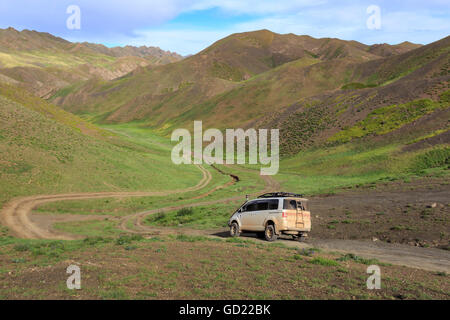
[296,200,310,230]
[295,200,304,228]
[283,199,297,228]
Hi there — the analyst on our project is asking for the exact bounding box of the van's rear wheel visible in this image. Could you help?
[264,224,277,242]
[230,222,240,237]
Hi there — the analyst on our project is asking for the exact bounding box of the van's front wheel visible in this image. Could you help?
[264,224,277,242]
[230,222,240,237]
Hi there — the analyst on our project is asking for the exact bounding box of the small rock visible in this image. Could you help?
[372,237,378,242]
[315,215,319,218]
[427,203,437,208]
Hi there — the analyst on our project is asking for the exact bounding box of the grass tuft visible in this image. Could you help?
[309,257,340,266]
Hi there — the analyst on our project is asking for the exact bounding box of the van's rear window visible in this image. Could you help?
[283,199,297,210]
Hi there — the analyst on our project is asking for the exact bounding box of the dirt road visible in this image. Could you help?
[0,164,212,239]
[1,164,449,273]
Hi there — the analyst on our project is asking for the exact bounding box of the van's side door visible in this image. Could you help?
[240,201,257,230]
[254,199,279,231]
[251,200,268,231]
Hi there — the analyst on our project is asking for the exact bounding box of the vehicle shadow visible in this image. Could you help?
[210,230,305,243]
[210,230,230,238]
[211,230,260,239]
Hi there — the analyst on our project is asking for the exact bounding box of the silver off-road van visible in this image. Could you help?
[228,192,311,242]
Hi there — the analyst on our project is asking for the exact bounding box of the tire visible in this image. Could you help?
[264,224,277,242]
[230,222,240,237]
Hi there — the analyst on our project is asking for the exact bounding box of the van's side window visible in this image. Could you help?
[256,201,268,211]
[283,199,297,210]
[245,202,257,211]
[268,199,279,210]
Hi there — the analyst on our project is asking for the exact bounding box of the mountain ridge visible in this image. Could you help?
[0,27,183,98]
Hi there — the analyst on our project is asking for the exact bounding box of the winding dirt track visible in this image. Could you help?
[0,165,212,240]
[1,163,449,273]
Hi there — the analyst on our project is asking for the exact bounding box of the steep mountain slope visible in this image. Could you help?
[241,35,449,131]
[99,34,447,134]
[52,30,421,127]
[0,27,182,98]
[256,77,449,155]
[249,36,449,155]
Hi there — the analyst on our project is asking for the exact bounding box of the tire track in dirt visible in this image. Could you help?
[0,164,212,239]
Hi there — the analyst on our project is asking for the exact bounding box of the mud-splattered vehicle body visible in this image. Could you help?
[228,192,311,241]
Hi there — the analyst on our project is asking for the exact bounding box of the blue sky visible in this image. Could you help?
[1,0,449,55]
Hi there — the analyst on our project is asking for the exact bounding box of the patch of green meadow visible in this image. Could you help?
[144,201,243,229]
[0,96,204,207]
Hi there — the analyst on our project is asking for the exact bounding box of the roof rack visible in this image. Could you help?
[257,192,304,198]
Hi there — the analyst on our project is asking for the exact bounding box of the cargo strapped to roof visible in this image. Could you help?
[257,192,304,198]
